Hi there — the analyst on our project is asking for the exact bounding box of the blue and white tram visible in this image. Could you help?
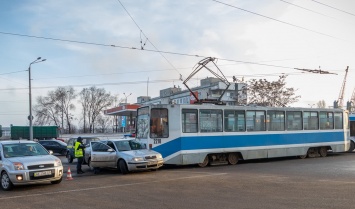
[136,104,350,167]
[348,113,355,152]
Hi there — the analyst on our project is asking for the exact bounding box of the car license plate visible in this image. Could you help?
[148,161,156,165]
[34,170,51,177]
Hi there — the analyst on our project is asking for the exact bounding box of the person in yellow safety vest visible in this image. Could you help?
[75,137,86,174]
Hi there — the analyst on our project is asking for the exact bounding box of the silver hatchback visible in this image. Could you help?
[0,140,64,191]
[88,139,164,174]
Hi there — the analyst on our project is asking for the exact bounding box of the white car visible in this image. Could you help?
[0,140,63,191]
[88,139,164,174]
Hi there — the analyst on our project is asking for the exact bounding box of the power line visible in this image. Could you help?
[0,31,298,70]
[35,69,176,80]
[0,70,26,76]
[279,0,336,19]
[311,0,355,17]
[116,0,182,79]
[211,0,346,41]
[0,69,333,92]
[0,79,182,91]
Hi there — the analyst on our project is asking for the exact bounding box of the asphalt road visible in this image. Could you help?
[1,152,355,209]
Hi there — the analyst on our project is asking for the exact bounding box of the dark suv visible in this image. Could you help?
[66,137,100,163]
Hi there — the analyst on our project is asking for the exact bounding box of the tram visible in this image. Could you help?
[136,104,350,166]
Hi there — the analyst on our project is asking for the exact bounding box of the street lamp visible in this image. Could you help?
[308,104,315,108]
[123,93,132,103]
[28,57,46,140]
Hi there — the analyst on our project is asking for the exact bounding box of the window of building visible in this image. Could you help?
[224,110,245,132]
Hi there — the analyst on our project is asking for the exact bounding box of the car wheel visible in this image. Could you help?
[51,177,63,184]
[118,160,129,175]
[67,153,73,163]
[1,172,14,191]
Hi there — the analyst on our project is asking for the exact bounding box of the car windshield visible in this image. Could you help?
[3,143,49,158]
[113,140,145,151]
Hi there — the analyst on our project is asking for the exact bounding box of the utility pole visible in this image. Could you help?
[28,57,46,140]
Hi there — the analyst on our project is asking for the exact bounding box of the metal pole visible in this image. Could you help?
[28,57,46,141]
[29,64,33,141]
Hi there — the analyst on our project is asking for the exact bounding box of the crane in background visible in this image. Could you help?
[336,66,349,108]
[349,88,355,112]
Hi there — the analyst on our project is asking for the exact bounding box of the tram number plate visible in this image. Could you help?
[153,138,161,144]
[34,170,51,177]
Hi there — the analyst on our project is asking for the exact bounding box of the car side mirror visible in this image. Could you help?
[107,148,115,152]
[48,150,54,155]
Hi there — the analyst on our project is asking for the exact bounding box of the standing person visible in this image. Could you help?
[75,137,85,174]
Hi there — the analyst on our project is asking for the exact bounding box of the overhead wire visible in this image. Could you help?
[279,0,336,19]
[0,70,333,92]
[0,31,299,70]
[310,0,355,17]
[211,0,346,41]
[116,0,183,79]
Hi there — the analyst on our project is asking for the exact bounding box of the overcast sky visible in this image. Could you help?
[1,0,355,127]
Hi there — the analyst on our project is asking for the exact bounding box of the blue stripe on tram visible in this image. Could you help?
[153,132,345,158]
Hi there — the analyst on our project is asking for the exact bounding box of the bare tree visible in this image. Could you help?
[245,75,300,107]
[33,94,60,126]
[33,87,76,133]
[317,100,326,108]
[79,86,114,133]
[54,87,76,134]
[95,114,112,133]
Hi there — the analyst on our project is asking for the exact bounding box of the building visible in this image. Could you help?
[104,77,247,132]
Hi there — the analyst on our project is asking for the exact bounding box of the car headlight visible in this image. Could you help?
[132,157,144,162]
[13,162,24,170]
[156,154,163,159]
[54,159,62,167]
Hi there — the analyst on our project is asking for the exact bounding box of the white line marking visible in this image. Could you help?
[0,173,227,200]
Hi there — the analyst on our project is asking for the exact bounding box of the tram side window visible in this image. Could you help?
[150,108,169,138]
[246,110,265,131]
[224,110,245,132]
[267,111,285,131]
[286,111,302,130]
[199,109,223,132]
[319,112,334,130]
[303,111,319,130]
[334,112,343,129]
[137,107,150,139]
[182,109,198,133]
